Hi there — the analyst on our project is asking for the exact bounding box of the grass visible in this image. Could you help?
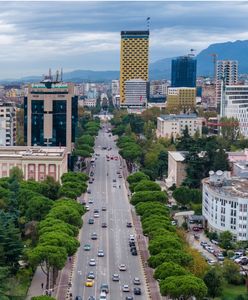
[215,283,248,300]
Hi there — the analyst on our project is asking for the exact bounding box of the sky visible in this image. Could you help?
[0,1,248,79]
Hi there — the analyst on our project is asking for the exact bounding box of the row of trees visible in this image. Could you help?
[128,171,208,299]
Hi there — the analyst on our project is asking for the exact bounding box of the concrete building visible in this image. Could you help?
[111,80,120,98]
[124,79,148,107]
[228,149,248,178]
[171,55,197,88]
[0,146,67,182]
[216,60,238,104]
[120,30,149,105]
[150,80,169,97]
[220,85,248,137]
[24,78,78,153]
[156,114,203,139]
[83,98,97,107]
[166,151,187,187]
[202,170,248,241]
[0,102,16,146]
[166,87,196,111]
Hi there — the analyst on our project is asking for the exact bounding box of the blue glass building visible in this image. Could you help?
[171,56,197,87]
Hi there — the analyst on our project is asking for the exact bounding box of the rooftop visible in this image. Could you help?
[168,151,187,162]
[159,114,198,121]
[0,146,67,158]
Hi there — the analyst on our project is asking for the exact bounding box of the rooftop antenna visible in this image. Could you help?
[146,17,150,31]
[60,68,63,82]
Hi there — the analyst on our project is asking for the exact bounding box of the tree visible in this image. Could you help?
[222,260,243,285]
[47,204,82,227]
[220,116,240,142]
[25,196,54,221]
[212,148,230,172]
[159,275,207,299]
[40,176,60,200]
[219,231,233,249]
[9,167,23,182]
[134,180,161,192]
[173,187,202,206]
[203,267,224,298]
[32,296,56,300]
[131,191,167,205]
[127,172,149,184]
[154,262,189,280]
[28,245,67,289]
[157,150,168,179]
[149,235,182,255]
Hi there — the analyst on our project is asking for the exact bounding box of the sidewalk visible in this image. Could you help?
[26,266,46,300]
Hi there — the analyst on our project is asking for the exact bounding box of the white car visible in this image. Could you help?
[88,199,94,204]
[119,264,127,271]
[85,205,90,211]
[94,213,100,218]
[122,284,130,292]
[98,250,104,257]
[89,259,96,266]
[235,256,248,264]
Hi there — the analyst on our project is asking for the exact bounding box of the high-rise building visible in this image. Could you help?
[24,76,78,153]
[120,30,149,105]
[0,102,16,146]
[166,87,196,111]
[220,85,248,137]
[171,56,197,88]
[216,60,238,104]
[124,79,148,107]
[111,80,120,97]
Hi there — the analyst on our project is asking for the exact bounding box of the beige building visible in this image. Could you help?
[24,80,78,153]
[0,146,68,182]
[166,151,187,187]
[167,87,196,111]
[156,114,203,139]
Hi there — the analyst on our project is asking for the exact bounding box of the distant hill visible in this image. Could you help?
[1,39,248,83]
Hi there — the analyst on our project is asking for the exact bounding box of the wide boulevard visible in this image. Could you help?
[71,124,148,300]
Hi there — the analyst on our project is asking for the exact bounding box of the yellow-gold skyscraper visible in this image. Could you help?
[120,31,149,104]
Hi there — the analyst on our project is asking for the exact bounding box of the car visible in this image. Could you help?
[90,172,94,176]
[87,297,96,300]
[94,209,100,213]
[89,199,94,204]
[217,254,225,261]
[171,220,177,226]
[129,241,135,247]
[130,246,137,252]
[134,287,141,295]
[85,279,94,287]
[87,271,95,279]
[235,256,248,265]
[87,189,91,194]
[126,222,132,228]
[99,292,107,300]
[125,297,134,300]
[102,207,107,211]
[89,180,93,184]
[113,184,117,188]
[84,244,91,251]
[122,285,130,292]
[131,249,138,256]
[133,277,141,285]
[112,274,119,281]
[75,297,82,300]
[100,283,109,294]
[85,205,90,211]
[118,174,122,178]
[94,213,100,218]
[207,258,217,266]
[91,233,97,240]
[119,264,127,271]
[206,246,215,254]
[113,179,116,182]
[200,241,208,247]
[211,239,219,245]
[101,222,107,228]
[98,250,104,257]
[117,171,120,174]
[114,156,118,160]
[88,218,94,224]
[89,259,96,266]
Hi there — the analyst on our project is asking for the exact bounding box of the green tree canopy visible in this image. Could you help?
[203,267,224,298]
[127,171,149,184]
[131,191,167,205]
[134,180,161,192]
[154,261,189,280]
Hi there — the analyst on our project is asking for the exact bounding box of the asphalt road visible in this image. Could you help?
[71,125,148,300]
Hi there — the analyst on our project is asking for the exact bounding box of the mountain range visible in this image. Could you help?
[1,39,248,83]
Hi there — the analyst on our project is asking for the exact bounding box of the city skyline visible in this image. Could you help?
[0,1,248,79]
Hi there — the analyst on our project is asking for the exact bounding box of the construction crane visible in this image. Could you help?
[189,48,196,57]
[146,17,150,31]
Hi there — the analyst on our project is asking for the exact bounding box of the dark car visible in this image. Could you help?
[100,283,109,294]
[102,207,107,211]
[101,222,107,228]
[129,241,135,247]
[134,287,141,295]
[75,297,82,300]
[131,249,138,256]
[88,218,94,224]
[126,222,132,228]
[130,246,136,252]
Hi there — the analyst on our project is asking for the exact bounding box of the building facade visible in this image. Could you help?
[171,56,197,88]
[166,87,196,111]
[120,30,149,105]
[166,151,187,187]
[203,170,248,241]
[0,146,67,182]
[0,102,16,146]
[220,85,248,137]
[156,114,203,139]
[216,60,238,104]
[124,79,148,107]
[24,81,78,153]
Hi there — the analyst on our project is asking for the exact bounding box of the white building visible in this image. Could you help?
[216,60,238,104]
[202,170,248,241]
[220,85,248,137]
[156,114,203,139]
[123,79,148,107]
[83,98,97,107]
[0,102,16,146]
[0,146,68,182]
[112,80,120,97]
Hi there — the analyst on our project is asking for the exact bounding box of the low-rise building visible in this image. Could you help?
[0,146,68,182]
[156,114,203,139]
[202,170,248,241]
[166,151,188,187]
